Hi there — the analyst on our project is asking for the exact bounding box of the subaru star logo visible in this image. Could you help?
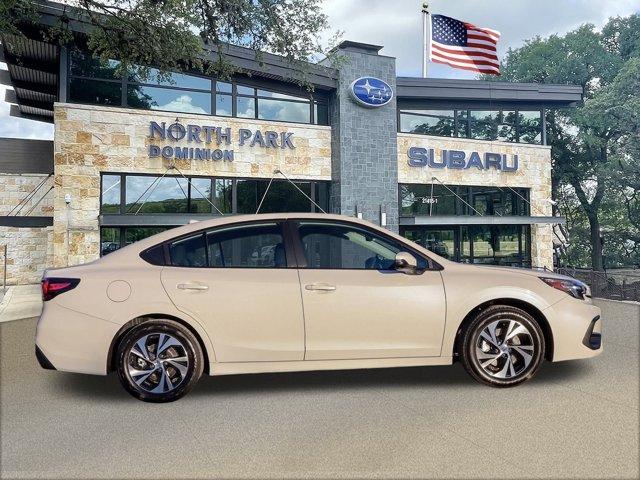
[349,77,393,108]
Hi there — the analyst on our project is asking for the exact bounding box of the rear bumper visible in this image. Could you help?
[35,301,120,375]
[544,297,603,362]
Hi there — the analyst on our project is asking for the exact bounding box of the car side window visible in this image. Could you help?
[169,234,207,267]
[206,223,286,268]
[297,222,427,270]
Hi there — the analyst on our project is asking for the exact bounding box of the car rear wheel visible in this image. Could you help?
[460,305,545,387]
[116,320,204,402]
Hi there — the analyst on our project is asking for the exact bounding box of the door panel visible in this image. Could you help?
[160,222,304,362]
[299,269,446,359]
[294,221,446,360]
[162,267,304,362]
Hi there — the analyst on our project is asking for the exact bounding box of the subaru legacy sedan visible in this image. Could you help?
[36,214,602,402]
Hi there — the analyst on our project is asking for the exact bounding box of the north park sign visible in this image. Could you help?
[148,120,295,161]
[407,147,519,172]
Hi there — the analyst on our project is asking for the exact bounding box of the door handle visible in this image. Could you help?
[177,283,209,291]
[305,283,336,292]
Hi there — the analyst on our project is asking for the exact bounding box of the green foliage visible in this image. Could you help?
[484,15,640,269]
[2,0,335,89]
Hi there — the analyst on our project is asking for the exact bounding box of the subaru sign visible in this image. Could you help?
[349,77,393,107]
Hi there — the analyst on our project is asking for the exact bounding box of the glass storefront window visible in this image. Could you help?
[69,78,122,106]
[125,176,188,214]
[70,49,121,79]
[215,93,232,116]
[128,67,211,90]
[127,85,211,114]
[400,184,529,218]
[189,178,212,213]
[400,110,455,137]
[101,175,121,213]
[236,96,255,118]
[400,108,542,145]
[68,49,327,125]
[257,98,310,123]
[236,180,314,214]
[101,227,120,256]
[213,179,233,214]
[401,225,531,267]
[518,111,542,144]
[125,227,169,246]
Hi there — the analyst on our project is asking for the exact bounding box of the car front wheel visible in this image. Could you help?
[460,305,545,387]
[116,320,204,402]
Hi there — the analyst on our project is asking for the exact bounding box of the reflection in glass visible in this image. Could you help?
[497,111,517,142]
[400,110,455,136]
[213,179,232,214]
[101,175,121,213]
[125,227,169,246]
[237,85,255,95]
[70,49,121,79]
[236,97,255,118]
[257,98,310,123]
[256,90,306,101]
[215,93,232,116]
[207,224,285,268]
[455,110,469,137]
[101,228,120,256]
[470,110,497,140]
[518,111,542,144]
[127,86,211,114]
[314,102,329,125]
[69,78,122,106]
[125,176,188,214]
[128,66,210,90]
[189,178,212,213]
[216,81,232,93]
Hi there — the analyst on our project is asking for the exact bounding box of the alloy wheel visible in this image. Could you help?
[474,319,536,380]
[126,333,190,394]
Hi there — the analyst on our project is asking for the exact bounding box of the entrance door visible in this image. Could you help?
[161,221,305,362]
[293,220,447,360]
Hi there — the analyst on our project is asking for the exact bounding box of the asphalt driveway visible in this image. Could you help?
[1,299,638,479]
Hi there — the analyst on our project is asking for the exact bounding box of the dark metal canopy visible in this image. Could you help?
[396,77,583,109]
[400,215,567,226]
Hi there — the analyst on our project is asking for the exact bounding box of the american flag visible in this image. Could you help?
[429,14,501,75]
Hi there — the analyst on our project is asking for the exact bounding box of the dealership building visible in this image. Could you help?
[0,1,582,284]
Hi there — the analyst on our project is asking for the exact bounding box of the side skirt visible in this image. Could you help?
[209,356,454,376]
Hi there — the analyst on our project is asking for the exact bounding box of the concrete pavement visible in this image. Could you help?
[0,284,42,323]
[1,299,638,479]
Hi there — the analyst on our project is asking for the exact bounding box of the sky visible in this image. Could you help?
[1,0,639,140]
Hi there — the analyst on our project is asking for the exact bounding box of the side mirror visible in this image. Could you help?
[394,251,419,274]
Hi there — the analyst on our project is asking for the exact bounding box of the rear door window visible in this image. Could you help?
[168,234,207,267]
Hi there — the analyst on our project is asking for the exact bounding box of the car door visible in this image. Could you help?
[292,220,446,360]
[160,221,305,363]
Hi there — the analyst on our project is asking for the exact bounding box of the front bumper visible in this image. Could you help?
[544,297,603,362]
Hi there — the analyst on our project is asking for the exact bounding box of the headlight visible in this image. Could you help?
[540,276,589,299]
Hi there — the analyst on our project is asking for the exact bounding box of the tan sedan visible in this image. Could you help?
[36,214,602,402]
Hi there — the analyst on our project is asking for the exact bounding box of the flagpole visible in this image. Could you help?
[422,2,430,77]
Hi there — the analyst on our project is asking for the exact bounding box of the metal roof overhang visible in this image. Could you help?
[400,215,566,226]
[396,77,583,109]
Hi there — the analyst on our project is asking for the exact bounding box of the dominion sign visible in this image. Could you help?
[148,120,295,161]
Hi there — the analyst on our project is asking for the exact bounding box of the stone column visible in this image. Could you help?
[322,42,399,232]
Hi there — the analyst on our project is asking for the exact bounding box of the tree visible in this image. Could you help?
[1,0,334,86]
[486,15,640,270]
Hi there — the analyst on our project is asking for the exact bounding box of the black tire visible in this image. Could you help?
[116,319,204,402]
[459,305,545,388]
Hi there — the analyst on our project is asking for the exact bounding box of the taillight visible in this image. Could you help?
[41,278,80,301]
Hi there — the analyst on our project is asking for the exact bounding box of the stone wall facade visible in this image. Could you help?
[0,174,54,284]
[53,103,332,267]
[397,134,554,269]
